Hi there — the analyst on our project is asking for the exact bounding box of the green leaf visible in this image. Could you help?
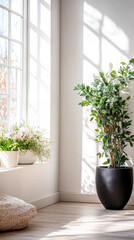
[97,152,101,158]
[90,117,94,121]
[129,71,134,75]
[99,72,105,79]
[124,115,130,119]
[102,110,107,114]
[111,70,116,74]
[120,62,126,65]
[126,96,131,100]
[95,139,98,142]
[125,131,131,135]
[86,86,90,92]
[103,159,110,165]
[130,58,134,64]
[95,129,99,132]
[130,142,133,147]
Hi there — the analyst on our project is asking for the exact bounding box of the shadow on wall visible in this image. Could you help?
[81,0,134,193]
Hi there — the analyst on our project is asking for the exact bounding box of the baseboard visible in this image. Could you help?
[31,192,60,210]
[60,192,101,203]
[60,192,134,205]
[30,192,134,209]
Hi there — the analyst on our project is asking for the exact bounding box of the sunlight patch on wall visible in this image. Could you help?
[83,25,100,66]
[29,0,37,27]
[28,0,51,135]
[40,2,51,37]
[101,37,129,71]
[82,106,98,193]
[102,16,129,54]
[81,0,129,194]
[83,2,102,33]
[83,59,98,85]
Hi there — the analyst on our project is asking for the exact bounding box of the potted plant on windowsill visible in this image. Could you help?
[11,122,51,165]
[0,122,51,167]
[0,129,19,168]
[74,59,134,210]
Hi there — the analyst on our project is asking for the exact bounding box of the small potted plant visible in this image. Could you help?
[74,59,134,210]
[11,122,51,165]
[0,128,19,168]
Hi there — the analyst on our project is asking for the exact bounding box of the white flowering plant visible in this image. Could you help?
[0,122,51,162]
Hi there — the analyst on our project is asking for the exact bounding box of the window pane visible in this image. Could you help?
[11,0,23,15]
[10,96,21,122]
[10,96,17,121]
[0,8,8,36]
[0,66,8,94]
[10,68,22,95]
[0,121,8,128]
[11,13,22,42]
[10,41,22,68]
[0,96,8,120]
[0,38,8,64]
[0,0,8,8]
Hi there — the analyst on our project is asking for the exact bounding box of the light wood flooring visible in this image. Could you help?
[1,202,134,240]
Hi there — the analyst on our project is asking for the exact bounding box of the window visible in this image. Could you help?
[0,0,26,128]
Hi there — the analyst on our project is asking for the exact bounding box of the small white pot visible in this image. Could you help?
[0,151,19,168]
[18,150,38,165]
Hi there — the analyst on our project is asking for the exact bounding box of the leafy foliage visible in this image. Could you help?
[74,59,134,168]
[0,122,51,162]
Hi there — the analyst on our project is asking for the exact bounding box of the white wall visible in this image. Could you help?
[1,0,134,206]
[60,0,134,201]
[0,0,60,207]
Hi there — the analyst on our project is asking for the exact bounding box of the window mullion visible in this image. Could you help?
[7,1,11,128]
[23,0,28,121]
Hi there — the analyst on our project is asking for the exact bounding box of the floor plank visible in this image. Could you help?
[1,202,134,240]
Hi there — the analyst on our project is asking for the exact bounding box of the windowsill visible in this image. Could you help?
[0,162,47,172]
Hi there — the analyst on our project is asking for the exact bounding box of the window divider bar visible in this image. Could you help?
[0,34,23,45]
[0,4,23,18]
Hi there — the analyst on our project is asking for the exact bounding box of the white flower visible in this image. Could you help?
[24,133,33,139]
[19,126,31,136]
[5,132,11,138]
[15,133,23,140]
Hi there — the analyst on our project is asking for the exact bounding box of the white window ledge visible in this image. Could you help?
[0,162,47,172]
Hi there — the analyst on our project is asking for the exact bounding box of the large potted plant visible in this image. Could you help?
[74,59,134,210]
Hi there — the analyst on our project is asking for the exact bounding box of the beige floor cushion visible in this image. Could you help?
[0,194,37,231]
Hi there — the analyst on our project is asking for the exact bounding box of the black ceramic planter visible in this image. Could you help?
[96,166,133,210]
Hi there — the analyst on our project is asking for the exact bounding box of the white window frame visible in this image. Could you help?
[0,0,28,128]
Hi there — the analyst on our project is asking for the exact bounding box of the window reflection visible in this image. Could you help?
[0,38,8,65]
[0,8,8,37]
[0,67,8,94]
[0,96,8,120]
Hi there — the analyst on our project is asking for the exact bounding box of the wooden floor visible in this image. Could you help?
[1,202,134,240]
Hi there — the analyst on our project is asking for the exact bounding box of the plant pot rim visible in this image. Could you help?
[97,166,133,170]
[0,150,18,152]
